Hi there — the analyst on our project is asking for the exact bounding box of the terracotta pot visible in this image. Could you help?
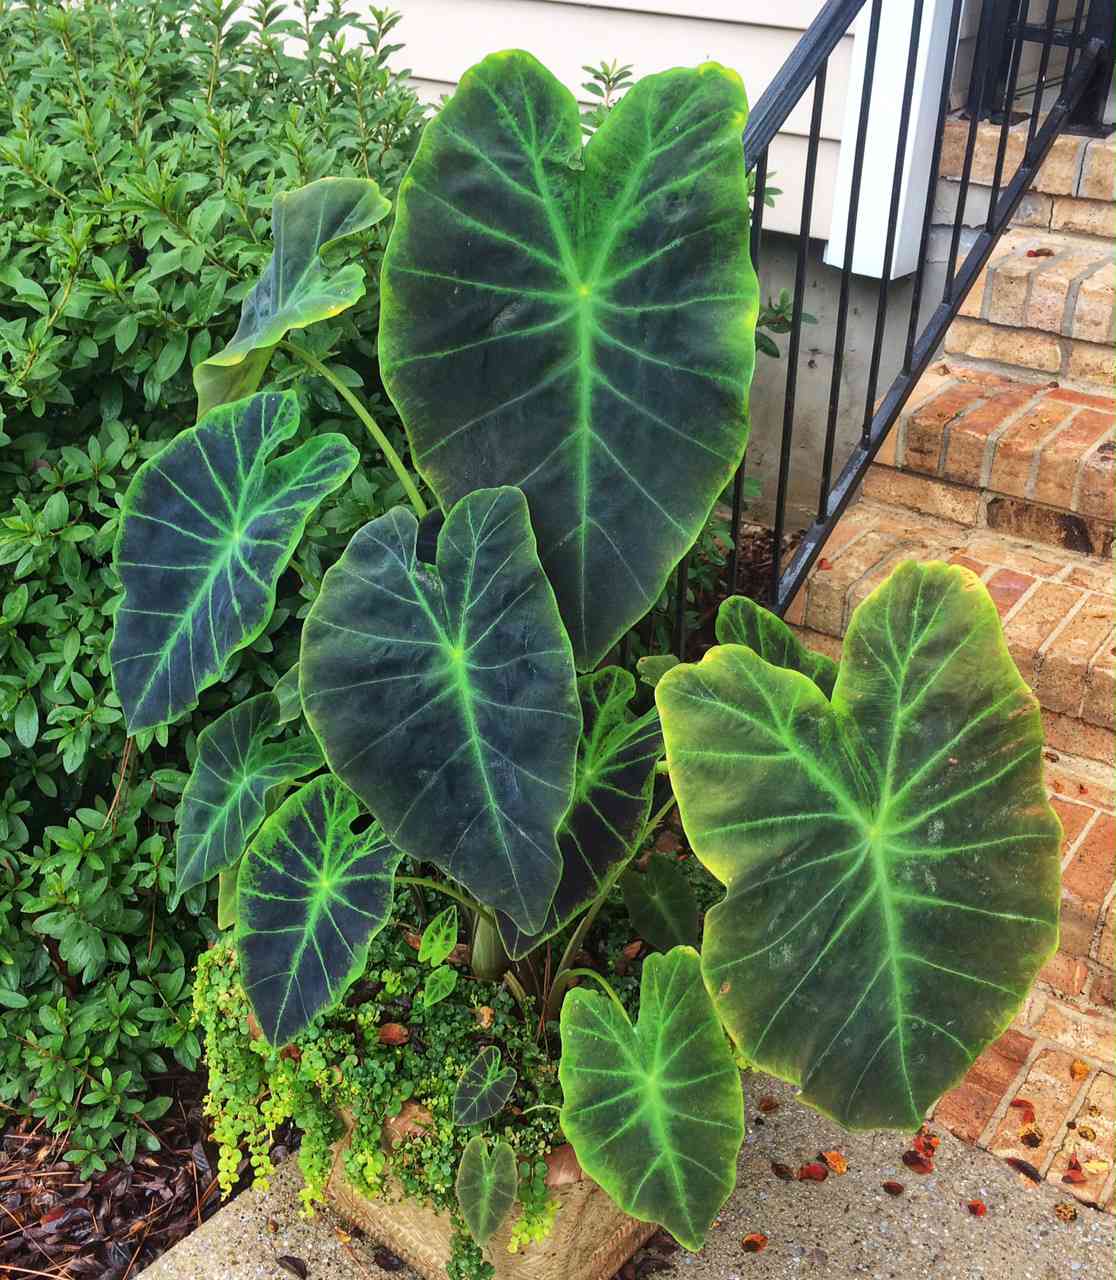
[325,1132,656,1280]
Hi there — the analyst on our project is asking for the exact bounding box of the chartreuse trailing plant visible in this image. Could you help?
[108,47,1061,1267]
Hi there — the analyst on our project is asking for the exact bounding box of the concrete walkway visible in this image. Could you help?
[141,1074,1112,1280]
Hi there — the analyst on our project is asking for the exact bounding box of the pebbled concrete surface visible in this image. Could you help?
[140,1073,1113,1280]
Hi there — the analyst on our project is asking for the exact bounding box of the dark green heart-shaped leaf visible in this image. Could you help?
[559,946,743,1250]
[194,178,391,417]
[300,487,581,935]
[715,595,837,696]
[419,906,458,966]
[176,692,323,894]
[456,1135,518,1246]
[380,51,758,670]
[111,391,357,733]
[497,667,663,959]
[658,562,1062,1130]
[238,774,403,1045]
[273,664,302,724]
[454,1045,518,1126]
[622,852,699,951]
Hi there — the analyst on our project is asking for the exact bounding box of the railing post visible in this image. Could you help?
[1067,0,1115,133]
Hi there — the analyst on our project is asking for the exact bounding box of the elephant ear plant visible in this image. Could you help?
[108,52,1062,1260]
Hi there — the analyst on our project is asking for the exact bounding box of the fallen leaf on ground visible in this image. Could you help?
[821,1150,848,1175]
[1083,1158,1110,1176]
[403,931,422,950]
[1026,247,1055,257]
[277,1258,308,1280]
[901,1151,934,1174]
[882,1181,905,1196]
[1070,1059,1090,1082]
[741,1233,768,1253]
[1006,1156,1041,1183]
[1020,1123,1044,1149]
[471,1005,494,1030]
[966,1199,987,1217]
[770,1161,795,1181]
[1009,1097,1037,1126]
[622,940,644,960]
[912,1127,940,1158]
[758,1095,779,1113]
[1076,1124,1096,1142]
[377,1022,410,1045]
[1054,1202,1078,1223]
[1062,1154,1087,1185]
[797,1162,829,1182]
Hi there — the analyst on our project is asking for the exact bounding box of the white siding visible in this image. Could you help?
[387,0,849,236]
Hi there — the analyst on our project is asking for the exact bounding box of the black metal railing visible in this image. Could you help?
[655,0,1111,660]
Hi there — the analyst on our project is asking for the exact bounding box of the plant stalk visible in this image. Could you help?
[280,338,428,517]
[395,875,496,928]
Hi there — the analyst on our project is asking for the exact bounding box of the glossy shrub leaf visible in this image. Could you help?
[559,947,743,1250]
[194,178,391,417]
[622,852,699,951]
[497,667,663,958]
[422,964,458,1008]
[176,692,323,893]
[301,487,580,934]
[419,905,458,966]
[273,664,302,724]
[110,392,358,732]
[454,1046,518,1126]
[715,595,837,697]
[380,51,758,670]
[456,1135,518,1246]
[658,562,1062,1130]
[238,774,403,1045]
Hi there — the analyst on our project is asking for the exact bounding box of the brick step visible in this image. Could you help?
[871,364,1113,556]
[786,499,1114,765]
[946,314,1112,385]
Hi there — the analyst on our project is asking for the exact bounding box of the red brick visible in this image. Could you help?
[1039,950,1090,997]
[1098,909,1114,968]
[1091,969,1114,1008]
[1060,896,1099,962]
[1077,437,1114,520]
[1047,387,1116,412]
[1032,410,1116,511]
[905,384,989,476]
[934,1083,1002,1144]
[1004,583,1085,685]
[1036,595,1114,716]
[1031,998,1113,1062]
[1043,708,1115,767]
[988,399,1076,497]
[935,1030,1034,1143]
[986,568,1034,617]
[1063,813,1116,909]
[949,554,989,578]
[988,1047,1082,1164]
[1051,797,1099,851]
[941,388,1039,488]
[1084,637,1115,731]
[1048,1072,1114,1204]
[967,1029,1035,1095]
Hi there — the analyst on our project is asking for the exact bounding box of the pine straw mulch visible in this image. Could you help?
[0,1069,294,1280]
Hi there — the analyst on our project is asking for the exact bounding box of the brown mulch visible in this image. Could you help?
[0,1070,294,1280]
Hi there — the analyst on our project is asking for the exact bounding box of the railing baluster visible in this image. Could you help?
[1028,0,1065,148]
[771,62,827,604]
[905,0,966,373]
[986,0,1029,227]
[817,0,883,516]
[862,0,925,443]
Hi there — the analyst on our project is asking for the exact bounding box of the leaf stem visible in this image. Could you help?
[280,338,428,518]
[395,875,496,929]
[559,968,630,1023]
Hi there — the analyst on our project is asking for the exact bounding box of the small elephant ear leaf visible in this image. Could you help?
[454,1046,518,1126]
[456,1135,518,1246]
[110,391,357,733]
[715,595,837,697]
[238,774,403,1045]
[419,906,458,966]
[300,487,581,935]
[272,664,302,724]
[380,51,758,670]
[621,852,699,951]
[176,692,322,894]
[559,946,743,1251]
[194,178,391,417]
[658,561,1062,1130]
[497,667,663,959]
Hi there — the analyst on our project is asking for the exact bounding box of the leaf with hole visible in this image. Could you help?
[110,391,357,732]
[621,851,699,951]
[454,1046,518,1126]
[176,692,322,893]
[380,51,757,669]
[194,178,391,417]
[559,946,743,1250]
[238,774,403,1045]
[300,487,581,934]
[419,906,458,966]
[456,1135,518,1246]
[496,667,663,958]
[715,595,836,697]
[657,561,1061,1129]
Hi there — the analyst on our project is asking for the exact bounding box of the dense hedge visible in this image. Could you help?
[0,0,427,1174]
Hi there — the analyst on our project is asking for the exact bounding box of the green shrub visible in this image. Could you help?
[0,0,427,1174]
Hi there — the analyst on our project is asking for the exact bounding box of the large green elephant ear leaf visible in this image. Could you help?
[195,178,391,418]
[496,666,663,959]
[300,487,581,935]
[379,51,757,670]
[559,947,743,1251]
[716,595,837,697]
[110,391,357,733]
[456,1136,518,1246]
[622,852,700,951]
[657,561,1062,1131]
[238,774,403,1045]
[177,692,322,894]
